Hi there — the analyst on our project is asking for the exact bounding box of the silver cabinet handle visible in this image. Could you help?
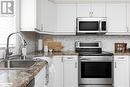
[115,62,117,68]
[126,27,129,32]
[41,24,43,31]
[67,57,73,59]
[118,57,125,60]
[89,12,92,17]
[61,57,63,62]
[75,62,78,68]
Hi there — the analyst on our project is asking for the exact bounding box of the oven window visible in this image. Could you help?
[79,21,99,31]
[81,62,111,78]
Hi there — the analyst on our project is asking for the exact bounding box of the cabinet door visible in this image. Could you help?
[21,0,36,31]
[106,3,127,33]
[63,56,78,87]
[36,0,48,31]
[126,3,130,32]
[52,56,63,87]
[77,4,91,17]
[57,4,76,34]
[91,3,106,17]
[37,0,57,32]
[34,66,46,87]
[77,3,105,17]
[46,1,57,32]
[114,56,129,87]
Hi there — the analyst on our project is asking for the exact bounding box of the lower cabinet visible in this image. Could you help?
[63,56,78,87]
[52,56,63,87]
[52,55,78,87]
[34,66,46,87]
[114,56,129,87]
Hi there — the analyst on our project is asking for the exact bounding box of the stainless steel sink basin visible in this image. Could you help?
[0,60,36,69]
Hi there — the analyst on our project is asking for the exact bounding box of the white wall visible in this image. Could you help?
[50,35,130,52]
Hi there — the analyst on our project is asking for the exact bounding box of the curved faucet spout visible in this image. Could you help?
[5,32,27,59]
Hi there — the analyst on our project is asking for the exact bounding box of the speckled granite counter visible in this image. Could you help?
[114,52,130,56]
[27,51,78,57]
[0,61,47,87]
[0,51,78,87]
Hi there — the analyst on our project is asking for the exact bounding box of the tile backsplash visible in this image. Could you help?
[47,35,130,52]
[0,32,37,59]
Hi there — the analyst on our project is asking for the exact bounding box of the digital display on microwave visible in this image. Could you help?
[79,21,99,31]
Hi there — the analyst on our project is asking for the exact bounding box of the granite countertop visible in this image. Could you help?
[0,51,78,87]
[114,52,130,56]
[2,51,127,87]
[27,51,78,57]
[0,61,47,87]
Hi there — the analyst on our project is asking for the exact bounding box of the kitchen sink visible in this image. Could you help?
[0,60,37,69]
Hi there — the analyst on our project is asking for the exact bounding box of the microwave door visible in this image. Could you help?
[78,21,100,33]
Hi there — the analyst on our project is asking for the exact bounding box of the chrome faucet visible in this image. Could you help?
[5,32,27,59]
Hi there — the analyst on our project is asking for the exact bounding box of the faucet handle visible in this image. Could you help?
[24,40,27,47]
[9,52,13,55]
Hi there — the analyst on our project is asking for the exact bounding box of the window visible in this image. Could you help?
[0,0,16,48]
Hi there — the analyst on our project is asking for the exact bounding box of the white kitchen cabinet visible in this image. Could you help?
[63,56,78,87]
[34,66,46,87]
[36,0,48,31]
[77,4,91,17]
[77,3,106,17]
[20,0,57,32]
[52,55,78,87]
[114,56,129,87]
[106,3,127,33]
[126,3,130,32]
[57,4,76,35]
[52,56,63,87]
[20,0,37,31]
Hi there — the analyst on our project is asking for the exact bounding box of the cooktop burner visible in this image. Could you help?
[78,51,113,56]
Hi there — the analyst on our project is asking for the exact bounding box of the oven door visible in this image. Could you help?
[79,56,113,85]
[77,18,100,33]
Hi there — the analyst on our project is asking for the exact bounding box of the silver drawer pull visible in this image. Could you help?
[67,57,73,59]
[115,62,117,68]
[118,57,125,59]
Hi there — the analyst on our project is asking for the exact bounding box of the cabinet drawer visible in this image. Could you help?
[114,56,129,61]
[63,56,78,61]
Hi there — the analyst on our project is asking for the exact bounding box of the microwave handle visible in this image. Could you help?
[99,20,102,31]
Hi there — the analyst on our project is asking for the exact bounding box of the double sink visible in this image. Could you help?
[0,57,39,70]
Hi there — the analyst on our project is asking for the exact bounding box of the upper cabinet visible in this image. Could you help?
[77,4,91,17]
[77,3,106,17]
[20,0,130,35]
[21,0,37,31]
[106,3,127,33]
[127,3,130,32]
[36,0,48,32]
[56,4,76,35]
[50,0,128,4]
[20,0,57,32]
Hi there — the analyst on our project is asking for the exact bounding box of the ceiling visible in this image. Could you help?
[49,0,130,4]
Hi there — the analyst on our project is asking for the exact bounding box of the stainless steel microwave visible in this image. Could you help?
[76,17,107,34]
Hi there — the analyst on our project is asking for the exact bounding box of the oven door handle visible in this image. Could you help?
[80,58,90,61]
[80,58,112,62]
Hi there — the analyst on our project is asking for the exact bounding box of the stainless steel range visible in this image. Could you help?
[75,41,113,87]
